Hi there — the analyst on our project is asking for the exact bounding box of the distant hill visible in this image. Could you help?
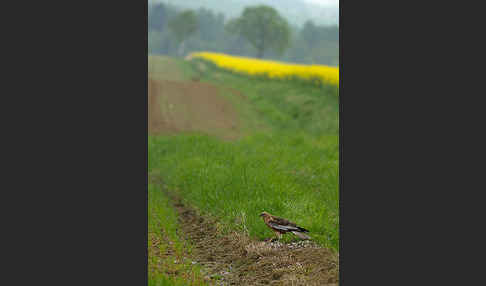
[149,0,338,27]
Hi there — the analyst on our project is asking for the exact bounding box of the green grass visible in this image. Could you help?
[148,184,208,286]
[149,133,339,250]
[178,58,339,137]
[149,56,339,252]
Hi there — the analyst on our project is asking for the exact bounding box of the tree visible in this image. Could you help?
[168,10,198,56]
[227,5,290,58]
[301,20,318,47]
[148,3,168,31]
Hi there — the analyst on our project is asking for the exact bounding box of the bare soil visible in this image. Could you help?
[148,77,240,140]
[167,193,339,286]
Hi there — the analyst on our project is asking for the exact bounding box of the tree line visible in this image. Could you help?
[148,3,338,66]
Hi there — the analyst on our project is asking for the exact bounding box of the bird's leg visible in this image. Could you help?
[265,232,277,242]
[270,231,282,242]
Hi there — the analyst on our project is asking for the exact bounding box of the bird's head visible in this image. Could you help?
[259,211,270,218]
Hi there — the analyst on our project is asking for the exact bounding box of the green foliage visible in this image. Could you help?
[302,20,318,47]
[148,3,171,32]
[168,10,198,44]
[148,3,338,66]
[229,5,290,58]
[158,0,339,27]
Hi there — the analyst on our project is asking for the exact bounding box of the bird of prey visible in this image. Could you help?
[259,211,311,241]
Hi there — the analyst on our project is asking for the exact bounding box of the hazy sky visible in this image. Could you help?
[304,0,339,7]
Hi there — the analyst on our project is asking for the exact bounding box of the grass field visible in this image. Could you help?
[150,133,339,249]
[181,57,339,137]
[148,54,339,284]
[148,184,208,286]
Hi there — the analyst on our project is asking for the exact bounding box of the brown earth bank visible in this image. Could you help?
[148,77,240,140]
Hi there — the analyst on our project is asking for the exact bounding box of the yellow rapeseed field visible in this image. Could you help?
[189,52,339,87]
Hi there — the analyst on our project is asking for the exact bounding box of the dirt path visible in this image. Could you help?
[148,56,241,140]
[166,194,339,286]
[148,78,240,140]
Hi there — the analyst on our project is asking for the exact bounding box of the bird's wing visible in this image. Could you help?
[291,231,311,240]
[270,215,296,226]
[269,216,310,233]
[268,221,300,232]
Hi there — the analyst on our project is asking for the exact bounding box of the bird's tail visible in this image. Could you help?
[292,231,311,240]
[297,226,309,233]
